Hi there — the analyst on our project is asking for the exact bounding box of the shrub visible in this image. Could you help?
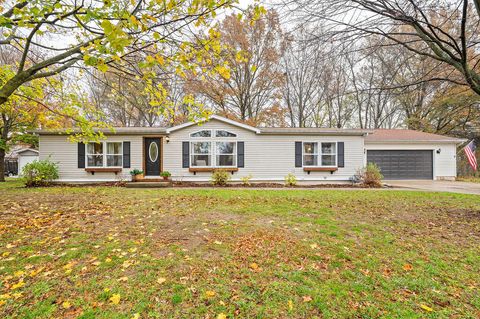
[160,171,172,178]
[284,173,297,186]
[22,159,59,187]
[357,163,383,187]
[211,169,230,186]
[240,174,253,186]
[129,169,143,176]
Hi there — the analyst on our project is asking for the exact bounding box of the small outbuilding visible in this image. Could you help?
[16,148,39,175]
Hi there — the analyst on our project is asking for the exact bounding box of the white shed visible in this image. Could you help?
[17,148,39,175]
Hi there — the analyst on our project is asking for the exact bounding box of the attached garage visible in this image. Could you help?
[365,129,465,181]
[367,150,433,180]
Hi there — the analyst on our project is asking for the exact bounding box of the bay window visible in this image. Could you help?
[302,142,337,167]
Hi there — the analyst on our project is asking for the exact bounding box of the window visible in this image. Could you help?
[87,143,103,167]
[190,130,211,138]
[302,142,337,167]
[303,142,318,166]
[106,142,123,167]
[215,130,236,137]
[321,142,336,166]
[86,142,123,168]
[216,142,236,167]
[191,142,212,167]
[148,142,158,162]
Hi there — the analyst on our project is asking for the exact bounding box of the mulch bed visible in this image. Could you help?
[171,181,376,188]
[37,181,380,189]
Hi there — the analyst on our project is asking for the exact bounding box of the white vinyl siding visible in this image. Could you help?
[163,119,365,181]
[39,136,142,182]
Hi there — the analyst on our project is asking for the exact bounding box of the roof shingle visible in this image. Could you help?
[366,129,464,143]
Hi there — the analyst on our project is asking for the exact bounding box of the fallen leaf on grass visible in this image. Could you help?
[205,290,216,298]
[217,314,227,319]
[310,243,318,249]
[109,294,121,305]
[288,299,294,311]
[118,277,128,282]
[131,313,140,319]
[302,295,312,303]
[249,263,259,270]
[62,301,71,309]
[403,264,413,271]
[420,304,433,312]
[157,277,166,284]
[10,280,25,290]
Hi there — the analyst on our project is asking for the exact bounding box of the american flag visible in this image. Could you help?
[464,140,477,171]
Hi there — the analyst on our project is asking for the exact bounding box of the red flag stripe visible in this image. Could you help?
[464,147,477,170]
[465,149,476,165]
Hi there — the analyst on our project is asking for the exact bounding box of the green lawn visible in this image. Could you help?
[0,180,479,318]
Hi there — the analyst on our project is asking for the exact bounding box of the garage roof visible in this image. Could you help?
[366,129,466,143]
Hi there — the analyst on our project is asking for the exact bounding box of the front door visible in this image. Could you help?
[144,138,161,176]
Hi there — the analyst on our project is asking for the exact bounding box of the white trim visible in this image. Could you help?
[16,148,39,155]
[86,141,123,168]
[301,141,338,168]
[190,141,213,168]
[190,129,213,138]
[167,115,260,134]
[189,140,238,168]
[215,141,237,168]
[215,129,237,138]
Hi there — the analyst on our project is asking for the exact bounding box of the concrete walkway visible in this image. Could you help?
[385,180,480,195]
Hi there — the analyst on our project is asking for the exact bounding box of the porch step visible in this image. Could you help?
[126,181,172,188]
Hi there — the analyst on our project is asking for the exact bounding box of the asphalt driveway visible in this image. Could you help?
[386,180,480,195]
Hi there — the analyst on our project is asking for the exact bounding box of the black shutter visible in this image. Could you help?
[182,141,189,168]
[295,141,302,167]
[78,143,85,168]
[123,141,131,168]
[237,142,244,168]
[337,142,345,168]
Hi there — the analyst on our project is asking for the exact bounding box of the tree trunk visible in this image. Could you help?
[0,148,5,182]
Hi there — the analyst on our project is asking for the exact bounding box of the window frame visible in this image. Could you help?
[190,141,213,168]
[302,141,337,168]
[189,140,238,168]
[215,130,237,138]
[320,142,337,167]
[85,141,124,168]
[190,130,212,138]
[302,142,319,167]
[215,141,237,168]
